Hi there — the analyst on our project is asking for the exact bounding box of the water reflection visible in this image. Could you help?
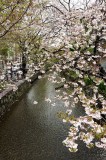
[0,76,106,160]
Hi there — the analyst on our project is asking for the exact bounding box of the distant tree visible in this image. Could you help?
[0,0,32,38]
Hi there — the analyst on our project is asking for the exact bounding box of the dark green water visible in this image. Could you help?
[0,77,106,160]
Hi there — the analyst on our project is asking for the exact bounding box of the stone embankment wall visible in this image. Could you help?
[0,72,40,118]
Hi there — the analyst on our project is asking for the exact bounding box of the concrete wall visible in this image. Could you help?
[0,72,40,118]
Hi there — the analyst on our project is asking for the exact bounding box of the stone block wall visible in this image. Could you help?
[0,72,40,118]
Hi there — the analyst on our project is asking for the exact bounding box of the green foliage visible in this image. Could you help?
[0,82,6,93]
[50,57,59,63]
[57,112,75,122]
[98,81,106,97]
[67,88,74,94]
[68,70,79,80]
[0,47,8,57]
[44,57,59,70]
[87,47,94,53]
[58,50,64,55]
[98,81,105,90]
[84,76,93,86]
[95,133,104,140]
[57,111,67,119]
[44,62,52,71]
[87,143,94,149]
[8,49,14,56]
[69,115,75,120]
[80,46,86,52]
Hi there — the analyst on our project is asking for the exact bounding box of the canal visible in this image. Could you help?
[0,76,106,160]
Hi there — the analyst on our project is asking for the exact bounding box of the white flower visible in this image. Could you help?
[51,103,56,106]
[26,77,31,82]
[64,101,70,107]
[63,138,78,150]
[56,90,60,93]
[61,78,66,82]
[95,142,105,148]
[80,132,94,145]
[63,92,67,95]
[33,101,38,105]
[52,80,57,83]
[91,110,102,120]
[101,108,106,114]
[66,109,72,115]
[45,98,52,103]
[78,80,85,86]
[74,97,79,103]
[64,84,69,88]
[81,60,86,64]
[38,75,42,79]
[79,74,83,78]
[95,126,104,134]
[41,70,45,74]
[93,61,96,64]
[63,119,67,123]
[73,83,78,87]
[101,138,106,144]
[69,95,73,98]
[13,86,18,91]
[63,96,69,100]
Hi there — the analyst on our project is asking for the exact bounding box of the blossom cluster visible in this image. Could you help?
[41,2,106,152]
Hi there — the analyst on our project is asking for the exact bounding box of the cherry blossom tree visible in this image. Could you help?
[40,0,106,152]
[0,0,33,38]
[0,0,106,153]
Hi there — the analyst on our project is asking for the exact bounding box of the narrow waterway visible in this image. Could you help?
[0,77,106,160]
